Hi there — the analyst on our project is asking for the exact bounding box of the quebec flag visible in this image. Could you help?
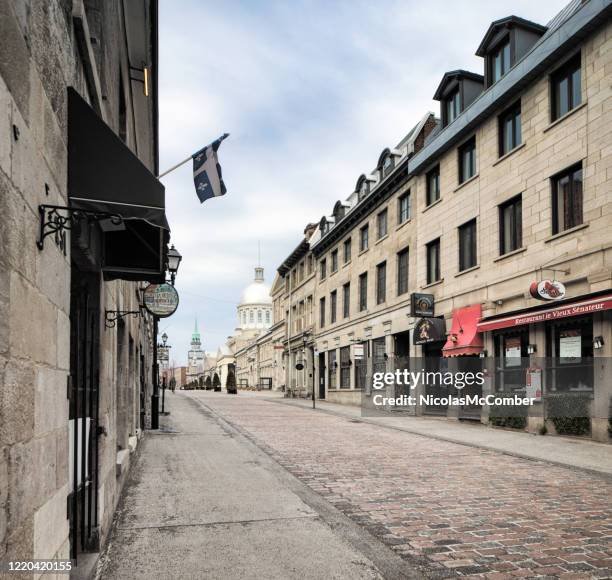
[192,133,229,203]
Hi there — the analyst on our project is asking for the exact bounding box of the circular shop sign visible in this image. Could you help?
[143,283,179,317]
[529,280,566,301]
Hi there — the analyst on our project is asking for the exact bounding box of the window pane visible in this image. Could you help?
[377,262,386,304]
[558,77,569,117]
[502,42,510,75]
[427,241,439,283]
[494,51,502,82]
[397,249,409,295]
[514,110,521,147]
[571,67,581,108]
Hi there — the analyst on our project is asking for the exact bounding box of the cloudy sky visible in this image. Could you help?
[158,0,568,366]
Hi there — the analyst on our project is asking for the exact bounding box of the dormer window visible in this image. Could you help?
[476,17,547,88]
[355,174,372,202]
[445,88,461,125]
[333,201,348,223]
[491,38,511,83]
[359,181,368,200]
[434,71,483,127]
[377,148,397,180]
[319,216,330,235]
[382,155,394,177]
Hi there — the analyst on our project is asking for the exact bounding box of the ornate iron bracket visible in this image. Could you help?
[104,310,141,328]
[37,204,124,255]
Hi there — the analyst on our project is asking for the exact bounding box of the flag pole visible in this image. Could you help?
[157,155,192,179]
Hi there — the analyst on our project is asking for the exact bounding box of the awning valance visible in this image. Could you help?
[476,293,612,332]
[67,88,169,283]
[443,304,483,357]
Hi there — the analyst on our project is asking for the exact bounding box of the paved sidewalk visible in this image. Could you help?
[96,392,416,580]
[268,396,612,477]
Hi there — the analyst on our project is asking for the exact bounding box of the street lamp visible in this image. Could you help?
[167,245,182,285]
[158,333,171,415]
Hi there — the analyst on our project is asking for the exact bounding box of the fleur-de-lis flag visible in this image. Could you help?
[192,133,229,203]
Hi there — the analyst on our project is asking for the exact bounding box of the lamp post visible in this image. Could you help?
[152,245,181,429]
[160,333,171,415]
[302,332,314,410]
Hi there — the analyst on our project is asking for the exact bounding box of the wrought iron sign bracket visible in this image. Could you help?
[104,310,141,328]
[37,204,124,255]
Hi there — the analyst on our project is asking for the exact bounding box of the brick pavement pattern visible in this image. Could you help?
[191,394,612,579]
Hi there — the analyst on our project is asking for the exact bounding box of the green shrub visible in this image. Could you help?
[545,393,591,436]
[489,404,528,430]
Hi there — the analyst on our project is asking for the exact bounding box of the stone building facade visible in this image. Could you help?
[277,224,318,397]
[0,0,169,571]
[305,0,611,441]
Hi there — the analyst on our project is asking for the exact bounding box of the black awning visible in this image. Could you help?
[67,87,168,230]
[67,87,169,283]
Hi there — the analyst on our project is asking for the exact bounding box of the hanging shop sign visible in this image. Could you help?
[352,344,365,360]
[410,293,435,317]
[413,317,446,345]
[143,283,179,318]
[529,280,566,301]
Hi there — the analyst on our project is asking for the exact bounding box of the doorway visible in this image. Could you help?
[318,352,326,399]
[423,341,447,416]
[68,270,101,560]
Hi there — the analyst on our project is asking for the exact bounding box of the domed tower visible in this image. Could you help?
[237,267,272,331]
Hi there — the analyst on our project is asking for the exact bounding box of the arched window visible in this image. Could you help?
[266,311,271,324]
[249,310,254,323]
[257,310,262,323]
[242,311,246,325]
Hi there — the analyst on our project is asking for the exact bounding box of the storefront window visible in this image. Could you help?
[545,317,593,392]
[372,338,386,376]
[354,342,368,389]
[494,328,529,392]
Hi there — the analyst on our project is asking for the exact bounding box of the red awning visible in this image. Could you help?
[477,293,612,332]
[442,304,483,357]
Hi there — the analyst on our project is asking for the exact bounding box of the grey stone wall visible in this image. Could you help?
[0,0,158,565]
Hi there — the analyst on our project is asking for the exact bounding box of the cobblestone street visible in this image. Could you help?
[187,392,612,579]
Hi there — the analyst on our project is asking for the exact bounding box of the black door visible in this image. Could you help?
[318,352,326,399]
[423,342,448,416]
[68,271,101,560]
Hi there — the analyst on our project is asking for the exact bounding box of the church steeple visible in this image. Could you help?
[191,317,201,348]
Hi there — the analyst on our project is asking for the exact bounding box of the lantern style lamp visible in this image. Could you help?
[167,245,182,285]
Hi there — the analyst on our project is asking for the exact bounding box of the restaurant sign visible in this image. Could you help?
[143,283,179,318]
[413,317,446,345]
[529,280,566,301]
[410,293,435,317]
[477,294,612,332]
